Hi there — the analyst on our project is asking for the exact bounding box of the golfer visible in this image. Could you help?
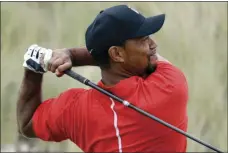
[17,5,188,152]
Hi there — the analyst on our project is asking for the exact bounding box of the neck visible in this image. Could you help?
[100,63,152,86]
[100,67,133,86]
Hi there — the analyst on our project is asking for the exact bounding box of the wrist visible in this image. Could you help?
[24,69,43,83]
[63,47,96,67]
[65,48,73,61]
[64,48,75,65]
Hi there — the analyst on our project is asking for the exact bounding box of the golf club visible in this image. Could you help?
[64,69,223,153]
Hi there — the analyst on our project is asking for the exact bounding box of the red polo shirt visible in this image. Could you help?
[32,61,188,152]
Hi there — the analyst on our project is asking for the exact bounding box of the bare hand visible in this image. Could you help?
[47,48,72,77]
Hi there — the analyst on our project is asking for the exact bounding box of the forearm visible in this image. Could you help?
[68,47,97,66]
[17,69,43,136]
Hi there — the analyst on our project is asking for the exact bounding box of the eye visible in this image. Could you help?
[143,36,149,42]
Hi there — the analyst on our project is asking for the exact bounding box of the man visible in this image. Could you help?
[17,5,188,152]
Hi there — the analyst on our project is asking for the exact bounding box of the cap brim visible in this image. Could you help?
[134,14,165,38]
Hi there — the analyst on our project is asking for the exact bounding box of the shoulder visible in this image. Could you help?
[40,88,88,115]
[147,61,187,85]
[62,88,87,96]
[56,88,87,102]
[66,88,93,99]
[156,61,184,75]
[142,62,188,97]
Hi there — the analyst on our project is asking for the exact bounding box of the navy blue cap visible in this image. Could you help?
[85,5,165,56]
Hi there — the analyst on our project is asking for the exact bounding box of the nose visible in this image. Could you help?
[149,37,157,49]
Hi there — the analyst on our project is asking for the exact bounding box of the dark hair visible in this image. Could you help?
[92,48,110,69]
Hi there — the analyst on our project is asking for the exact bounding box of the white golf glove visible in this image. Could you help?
[23,44,53,74]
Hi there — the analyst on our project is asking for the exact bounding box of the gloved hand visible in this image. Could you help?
[23,44,53,74]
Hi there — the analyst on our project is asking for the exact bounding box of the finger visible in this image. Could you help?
[50,58,64,73]
[55,69,64,77]
[47,56,58,71]
[57,62,72,73]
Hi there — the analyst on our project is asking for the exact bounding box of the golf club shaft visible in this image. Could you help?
[64,69,223,153]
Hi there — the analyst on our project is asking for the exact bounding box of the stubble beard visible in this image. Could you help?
[146,62,157,75]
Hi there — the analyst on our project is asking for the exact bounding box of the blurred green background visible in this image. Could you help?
[1,2,227,152]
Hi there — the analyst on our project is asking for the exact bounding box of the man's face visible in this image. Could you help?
[120,36,158,76]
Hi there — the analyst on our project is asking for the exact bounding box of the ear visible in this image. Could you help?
[108,46,125,63]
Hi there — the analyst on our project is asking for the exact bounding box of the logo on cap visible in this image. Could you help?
[89,49,93,53]
[128,6,139,14]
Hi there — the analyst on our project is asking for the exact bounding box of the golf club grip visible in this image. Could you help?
[64,69,223,153]
[64,69,89,85]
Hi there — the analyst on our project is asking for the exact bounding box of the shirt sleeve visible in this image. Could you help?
[146,61,187,87]
[144,61,188,125]
[32,88,85,142]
